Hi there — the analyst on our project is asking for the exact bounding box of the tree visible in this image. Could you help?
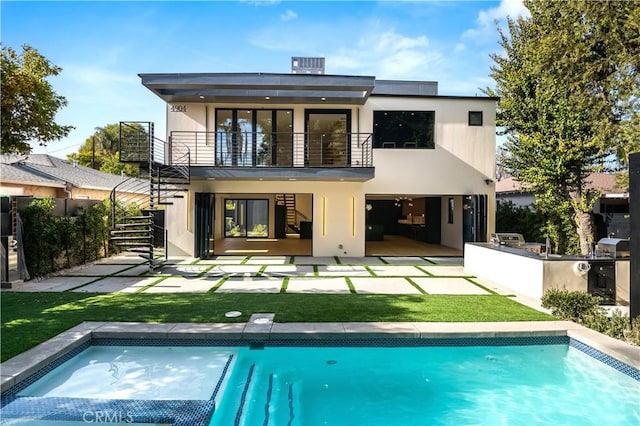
[1,44,73,154]
[67,123,139,177]
[485,1,640,255]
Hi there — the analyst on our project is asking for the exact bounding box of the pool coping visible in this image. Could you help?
[1,320,639,394]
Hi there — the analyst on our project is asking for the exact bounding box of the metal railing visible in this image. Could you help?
[169,131,373,168]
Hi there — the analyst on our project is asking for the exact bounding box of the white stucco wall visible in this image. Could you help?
[464,244,630,304]
[441,195,464,250]
[168,180,367,257]
[163,94,497,253]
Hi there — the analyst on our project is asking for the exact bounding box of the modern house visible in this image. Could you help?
[116,60,497,259]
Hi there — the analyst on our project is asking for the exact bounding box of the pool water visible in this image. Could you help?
[17,346,234,400]
[210,344,639,425]
[2,341,638,425]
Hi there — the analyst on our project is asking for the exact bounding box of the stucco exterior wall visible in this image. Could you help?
[167,180,367,257]
[163,94,497,255]
[465,243,630,304]
[0,184,63,198]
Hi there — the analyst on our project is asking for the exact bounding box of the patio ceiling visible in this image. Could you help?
[139,73,376,105]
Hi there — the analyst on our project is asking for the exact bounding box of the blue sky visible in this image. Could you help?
[1,0,528,158]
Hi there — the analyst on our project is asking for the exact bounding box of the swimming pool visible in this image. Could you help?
[2,337,638,425]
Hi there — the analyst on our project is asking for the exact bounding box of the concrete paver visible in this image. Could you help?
[155,264,209,276]
[412,277,489,295]
[380,256,433,265]
[261,265,315,277]
[367,265,429,277]
[207,265,263,277]
[215,277,283,293]
[113,264,151,276]
[95,255,146,265]
[293,256,339,265]
[420,265,474,277]
[16,276,98,292]
[73,276,160,293]
[196,256,247,265]
[350,277,422,294]
[316,265,371,276]
[244,256,291,265]
[338,257,385,265]
[286,277,351,294]
[142,276,220,293]
[65,264,135,276]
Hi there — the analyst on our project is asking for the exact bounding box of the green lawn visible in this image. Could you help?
[1,292,552,362]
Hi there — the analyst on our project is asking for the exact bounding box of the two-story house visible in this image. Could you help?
[119,61,496,259]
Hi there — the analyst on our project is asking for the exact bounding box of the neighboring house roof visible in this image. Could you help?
[495,173,627,196]
[0,162,65,188]
[0,154,131,191]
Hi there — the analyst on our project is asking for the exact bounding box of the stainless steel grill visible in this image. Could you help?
[490,233,525,247]
[596,238,630,258]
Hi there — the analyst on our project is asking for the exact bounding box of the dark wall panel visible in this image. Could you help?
[629,153,639,319]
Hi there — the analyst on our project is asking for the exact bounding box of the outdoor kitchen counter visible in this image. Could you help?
[464,243,630,304]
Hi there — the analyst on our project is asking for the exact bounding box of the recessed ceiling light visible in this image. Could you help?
[288,178,297,181]
[321,97,326,101]
[199,95,204,99]
[265,96,270,100]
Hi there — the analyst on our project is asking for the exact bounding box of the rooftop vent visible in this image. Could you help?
[291,57,325,74]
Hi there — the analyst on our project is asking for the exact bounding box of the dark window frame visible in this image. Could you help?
[224,198,270,238]
[468,111,483,126]
[448,197,455,224]
[373,110,435,149]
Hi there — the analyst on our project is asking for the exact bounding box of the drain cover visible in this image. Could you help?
[326,360,337,365]
[225,311,242,318]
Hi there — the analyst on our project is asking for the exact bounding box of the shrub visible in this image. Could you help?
[20,197,113,278]
[542,288,639,346]
[540,288,601,321]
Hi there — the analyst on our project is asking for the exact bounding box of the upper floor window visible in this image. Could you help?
[468,111,483,126]
[373,111,435,149]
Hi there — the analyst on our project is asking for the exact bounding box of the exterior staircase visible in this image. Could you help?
[109,122,190,270]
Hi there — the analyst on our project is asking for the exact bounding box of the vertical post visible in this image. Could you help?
[149,122,155,211]
[629,152,639,320]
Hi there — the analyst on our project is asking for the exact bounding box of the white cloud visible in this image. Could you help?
[329,30,440,80]
[281,9,297,22]
[478,0,529,26]
[462,0,530,41]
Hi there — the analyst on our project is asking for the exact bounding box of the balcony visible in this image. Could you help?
[170,131,374,181]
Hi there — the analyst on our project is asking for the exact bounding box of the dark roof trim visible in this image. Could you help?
[372,79,438,96]
[140,73,376,105]
[370,93,499,101]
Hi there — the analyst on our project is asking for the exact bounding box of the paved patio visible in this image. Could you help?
[10,254,504,297]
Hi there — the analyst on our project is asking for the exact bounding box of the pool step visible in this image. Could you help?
[234,364,256,426]
[263,373,274,426]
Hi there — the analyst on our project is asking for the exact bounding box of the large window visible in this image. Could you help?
[216,109,293,166]
[373,111,435,149]
[224,199,269,238]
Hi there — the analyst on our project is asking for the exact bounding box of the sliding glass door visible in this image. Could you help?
[224,199,269,238]
[216,109,293,166]
[305,110,351,166]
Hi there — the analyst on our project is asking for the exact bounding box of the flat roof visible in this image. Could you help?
[139,72,376,105]
[139,73,499,105]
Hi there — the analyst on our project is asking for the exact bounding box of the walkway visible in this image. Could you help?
[10,254,514,298]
